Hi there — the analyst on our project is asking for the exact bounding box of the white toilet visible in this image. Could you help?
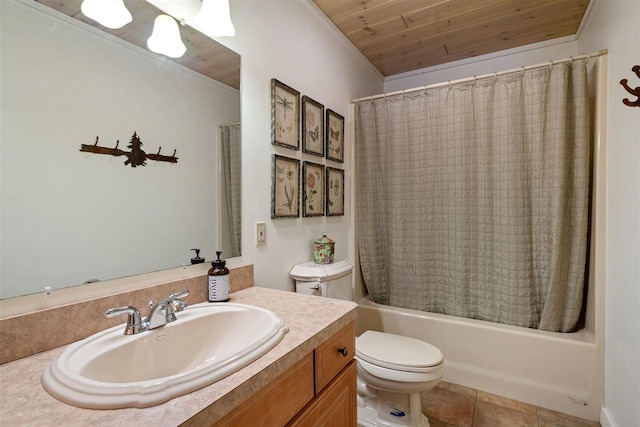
[290,260,444,427]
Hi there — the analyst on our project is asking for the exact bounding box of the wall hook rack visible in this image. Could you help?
[79,132,178,167]
[620,65,640,107]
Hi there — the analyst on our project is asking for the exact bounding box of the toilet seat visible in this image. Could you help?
[356,357,442,388]
[356,331,443,373]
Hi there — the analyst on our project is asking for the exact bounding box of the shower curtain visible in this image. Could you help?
[220,123,242,258]
[355,59,590,332]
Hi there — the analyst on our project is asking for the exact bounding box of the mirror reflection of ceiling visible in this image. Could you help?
[37,0,240,89]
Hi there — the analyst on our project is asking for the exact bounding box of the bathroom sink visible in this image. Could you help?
[41,303,288,409]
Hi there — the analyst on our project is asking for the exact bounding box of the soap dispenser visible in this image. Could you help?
[190,248,205,264]
[208,251,230,302]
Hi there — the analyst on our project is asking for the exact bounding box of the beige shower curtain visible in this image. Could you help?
[355,59,590,332]
[221,123,242,258]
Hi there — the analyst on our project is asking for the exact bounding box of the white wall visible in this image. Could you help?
[577,1,640,426]
[217,0,383,291]
[0,1,240,298]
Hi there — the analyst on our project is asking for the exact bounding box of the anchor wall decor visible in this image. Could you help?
[620,65,640,108]
[79,132,178,167]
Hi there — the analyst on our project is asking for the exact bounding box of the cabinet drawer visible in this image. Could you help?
[314,322,355,393]
[287,360,357,427]
[214,352,314,426]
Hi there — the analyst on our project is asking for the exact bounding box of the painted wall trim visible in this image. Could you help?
[384,35,578,83]
[600,407,619,427]
[576,0,598,40]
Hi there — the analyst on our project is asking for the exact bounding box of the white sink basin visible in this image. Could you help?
[42,302,288,409]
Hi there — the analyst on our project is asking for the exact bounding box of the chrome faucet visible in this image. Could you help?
[105,289,189,335]
[147,290,189,329]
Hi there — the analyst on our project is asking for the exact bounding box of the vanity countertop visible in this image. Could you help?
[0,286,358,426]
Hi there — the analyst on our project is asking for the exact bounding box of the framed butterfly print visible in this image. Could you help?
[325,109,344,163]
[272,155,300,219]
[271,79,300,150]
[325,167,344,216]
[302,96,324,157]
[302,161,324,217]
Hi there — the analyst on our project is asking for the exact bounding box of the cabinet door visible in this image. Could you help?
[214,353,315,427]
[287,361,357,427]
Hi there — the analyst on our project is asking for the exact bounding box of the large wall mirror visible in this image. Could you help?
[0,0,241,300]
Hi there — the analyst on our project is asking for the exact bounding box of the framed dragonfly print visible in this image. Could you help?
[325,109,344,163]
[325,167,344,216]
[302,96,324,157]
[272,155,300,219]
[271,79,300,150]
[302,161,324,217]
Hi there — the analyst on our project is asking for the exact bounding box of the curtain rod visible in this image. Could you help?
[218,122,241,128]
[351,49,608,104]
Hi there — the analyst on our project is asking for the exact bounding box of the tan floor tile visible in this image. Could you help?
[537,407,601,427]
[421,386,475,427]
[477,390,537,415]
[437,381,478,399]
[428,418,457,427]
[473,401,539,427]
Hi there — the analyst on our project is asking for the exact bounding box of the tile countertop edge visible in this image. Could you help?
[0,286,358,426]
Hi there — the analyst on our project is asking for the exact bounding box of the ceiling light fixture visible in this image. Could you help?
[147,15,187,58]
[80,0,132,29]
[194,0,235,37]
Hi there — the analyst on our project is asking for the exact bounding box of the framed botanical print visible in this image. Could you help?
[271,79,300,150]
[272,155,300,218]
[302,96,324,157]
[302,161,324,217]
[325,167,344,216]
[325,109,344,163]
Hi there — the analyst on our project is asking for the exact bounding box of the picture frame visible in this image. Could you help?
[325,167,345,216]
[271,79,300,150]
[325,109,344,163]
[272,155,300,219]
[302,161,325,217]
[302,96,324,157]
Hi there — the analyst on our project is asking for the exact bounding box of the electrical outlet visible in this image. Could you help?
[256,222,266,246]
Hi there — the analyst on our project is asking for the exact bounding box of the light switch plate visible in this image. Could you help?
[256,222,266,246]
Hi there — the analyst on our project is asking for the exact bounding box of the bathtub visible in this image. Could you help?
[356,297,603,421]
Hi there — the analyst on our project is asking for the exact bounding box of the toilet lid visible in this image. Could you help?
[356,331,443,372]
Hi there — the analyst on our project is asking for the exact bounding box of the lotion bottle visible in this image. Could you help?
[208,251,230,302]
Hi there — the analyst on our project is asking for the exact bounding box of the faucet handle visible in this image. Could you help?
[168,289,189,300]
[104,305,145,335]
[165,289,189,322]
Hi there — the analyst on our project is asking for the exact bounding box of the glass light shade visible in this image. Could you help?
[194,0,235,37]
[80,0,132,29]
[147,15,187,59]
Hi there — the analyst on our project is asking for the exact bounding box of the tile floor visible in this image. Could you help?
[421,382,601,427]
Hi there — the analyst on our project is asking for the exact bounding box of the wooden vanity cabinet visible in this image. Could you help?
[287,360,356,427]
[213,322,356,427]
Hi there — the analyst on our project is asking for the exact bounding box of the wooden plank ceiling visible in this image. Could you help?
[313,0,590,76]
[36,0,240,89]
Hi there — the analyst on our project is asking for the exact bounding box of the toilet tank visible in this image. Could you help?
[290,260,353,301]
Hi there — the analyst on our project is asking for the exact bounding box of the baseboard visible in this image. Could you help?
[600,407,618,427]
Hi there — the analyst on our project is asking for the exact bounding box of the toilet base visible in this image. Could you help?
[357,390,429,427]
